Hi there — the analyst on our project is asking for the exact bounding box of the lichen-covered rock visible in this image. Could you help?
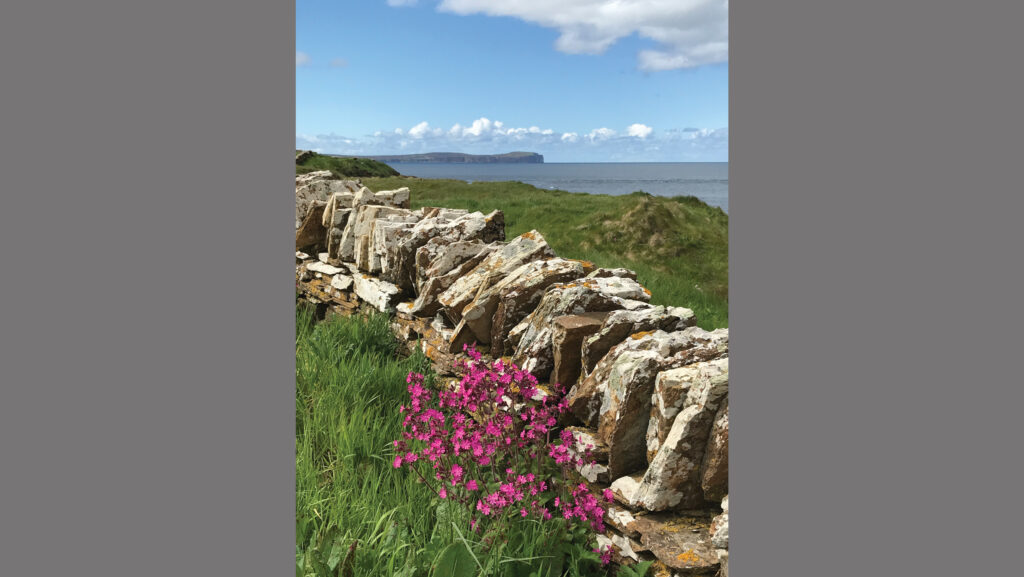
[581,305,697,376]
[646,360,724,462]
[439,230,554,323]
[409,241,500,318]
[324,207,353,261]
[509,276,652,381]
[330,274,353,292]
[295,174,359,228]
[306,261,345,276]
[352,274,403,312]
[631,514,720,574]
[414,238,489,292]
[386,210,505,290]
[631,358,729,510]
[373,187,410,208]
[566,329,728,479]
[569,327,729,427]
[295,201,327,251]
[700,399,728,502]
[458,257,592,347]
[586,267,638,281]
[710,496,728,549]
[348,205,418,271]
[551,312,609,389]
[370,215,419,274]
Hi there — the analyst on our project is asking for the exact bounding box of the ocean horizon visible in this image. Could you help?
[382,161,729,213]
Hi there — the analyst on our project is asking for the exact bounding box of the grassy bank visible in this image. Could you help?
[296,307,438,575]
[297,151,400,178]
[363,177,729,329]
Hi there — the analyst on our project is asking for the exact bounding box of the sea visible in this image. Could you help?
[383,162,729,213]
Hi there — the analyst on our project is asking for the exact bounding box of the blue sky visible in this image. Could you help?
[296,1,728,162]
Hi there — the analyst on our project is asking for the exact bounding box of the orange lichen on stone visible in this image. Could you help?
[520,231,538,240]
[643,287,652,296]
[630,330,656,340]
[675,550,701,565]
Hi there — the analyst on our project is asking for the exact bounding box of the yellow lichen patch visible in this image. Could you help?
[520,230,538,240]
[675,549,701,565]
[642,287,652,296]
[630,330,656,340]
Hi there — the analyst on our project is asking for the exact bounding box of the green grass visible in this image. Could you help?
[296,306,439,575]
[295,308,618,577]
[297,151,400,178]
[362,177,729,329]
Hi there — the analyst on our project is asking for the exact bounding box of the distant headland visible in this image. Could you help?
[338,151,544,164]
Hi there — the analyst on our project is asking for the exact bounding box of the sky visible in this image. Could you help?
[296,1,728,162]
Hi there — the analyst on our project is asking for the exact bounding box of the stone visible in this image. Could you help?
[551,312,608,389]
[630,514,720,574]
[373,187,410,208]
[631,358,729,510]
[386,210,505,291]
[610,474,644,508]
[415,238,490,292]
[700,398,728,502]
[566,329,728,479]
[371,216,419,274]
[509,276,652,381]
[409,241,500,318]
[710,496,728,549]
[306,261,345,276]
[352,274,403,312]
[605,506,642,539]
[458,257,593,348]
[330,274,353,292]
[646,361,725,462]
[295,201,327,251]
[438,230,555,323]
[569,327,729,428]
[581,305,697,376]
[586,267,638,281]
[347,205,418,271]
[716,550,729,577]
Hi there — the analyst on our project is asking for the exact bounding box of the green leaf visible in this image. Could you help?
[430,541,477,577]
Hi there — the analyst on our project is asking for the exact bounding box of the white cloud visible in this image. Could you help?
[408,121,431,138]
[296,51,311,66]
[588,127,616,141]
[627,123,653,139]
[434,0,728,70]
[561,132,579,143]
[462,117,493,137]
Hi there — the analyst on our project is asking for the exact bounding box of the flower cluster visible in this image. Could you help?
[392,345,613,555]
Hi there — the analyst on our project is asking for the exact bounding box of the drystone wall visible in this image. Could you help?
[295,171,730,577]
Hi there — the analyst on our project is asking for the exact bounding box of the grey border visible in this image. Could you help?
[2,1,1023,575]
[0,1,295,575]
[732,1,1024,575]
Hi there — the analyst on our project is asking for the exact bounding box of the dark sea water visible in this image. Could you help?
[384,162,729,213]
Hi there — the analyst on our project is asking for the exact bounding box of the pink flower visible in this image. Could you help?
[603,489,614,503]
[439,487,447,499]
[465,479,478,491]
[392,455,403,468]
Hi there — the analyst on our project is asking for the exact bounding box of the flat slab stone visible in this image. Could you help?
[631,513,720,574]
[700,399,729,502]
[551,312,609,389]
[352,274,402,312]
[307,261,345,275]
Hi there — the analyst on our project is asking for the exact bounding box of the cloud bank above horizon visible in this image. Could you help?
[296,117,727,162]
[388,0,728,71]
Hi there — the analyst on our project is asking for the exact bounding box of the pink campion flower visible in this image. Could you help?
[603,489,614,503]
[520,508,528,517]
[392,455,403,468]
[439,487,448,499]
[600,545,613,565]
[465,479,478,491]
[450,464,464,485]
